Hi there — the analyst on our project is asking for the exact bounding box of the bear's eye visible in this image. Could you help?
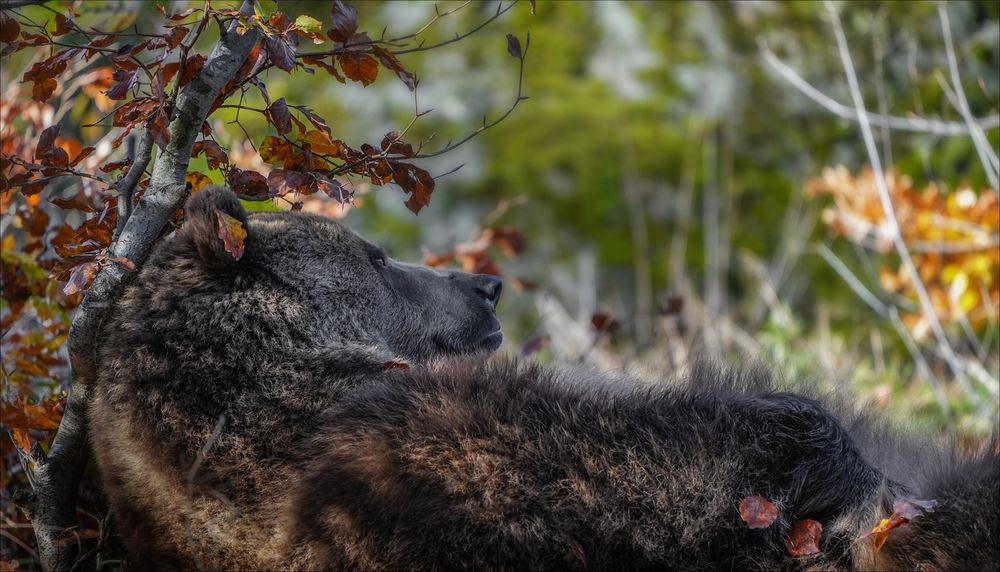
[371,254,388,268]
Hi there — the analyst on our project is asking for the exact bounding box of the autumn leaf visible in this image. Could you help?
[372,45,415,91]
[339,52,378,86]
[0,398,64,430]
[185,171,213,193]
[214,208,246,261]
[0,12,20,43]
[785,519,822,557]
[191,140,228,170]
[105,69,138,100]
[266,98,293,135]
[266,169,309,197]
[63,261,100,295]
[11,428,32,457]
[265,35,296,72]
[301,130,344,155]
[258,136,292,166]
[739,496,778,529]
[381,130,414,157]
[859,497,938,550]
[328,0,358,42]
[230,168,269,199]
[381,361,410,370]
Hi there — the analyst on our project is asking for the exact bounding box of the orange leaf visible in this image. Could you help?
[185,171,213,193]
[739,496,778,529]
[785,519,822,557]
[214,209,246,261]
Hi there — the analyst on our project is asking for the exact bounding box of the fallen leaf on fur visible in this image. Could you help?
[381,361,409,370]
[739,496,778,529]
[185,172,213,193]
[214,209,246,261]
[785,519,822,557]
[858,496,937,550]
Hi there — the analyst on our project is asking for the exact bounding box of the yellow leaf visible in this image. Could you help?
[185,172,213,193]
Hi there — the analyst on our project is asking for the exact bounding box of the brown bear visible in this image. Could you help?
[90,186,999,571]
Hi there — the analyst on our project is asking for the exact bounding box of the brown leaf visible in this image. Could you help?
[63,261,100,295]
[486,226,525,257]
[381,360,410,371]
[266,168,309,197]
[32,77,58,101]
[266,98,293,135]
[35,125,60,159]
[191,140,228,170]
[328,0,358,42]
[214,208,246,260]
[105,69,138,100]
[53,14,74,37]
[163,26,189,50]
[300,130,344,155]
[11,428,31,455]
[381,130,414,157]
[389,161,435,214]
[167,7,196,21]
[49,196,94,212]
[298,107,331,137]
[302,54,346,83]
[259,136,294,165]
[150,110,171,148]
[506,33,522,59]
[0,12,20,43]
[739,496,778,529]
[338,52,378,86]
[70,146,95,167]
[591,313,620,333]
[785,519,822,557]
[371,45,415,91]
[230,168,269,199]
[315,175,349,203]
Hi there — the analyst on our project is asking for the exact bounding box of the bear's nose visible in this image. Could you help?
[472,275,503,309]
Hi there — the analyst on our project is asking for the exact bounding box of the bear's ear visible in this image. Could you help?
[182,185,249,266]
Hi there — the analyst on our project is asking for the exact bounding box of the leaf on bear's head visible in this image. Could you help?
[739,496,778,529]
[381,361,410,371]
[785,519,822,557]
[214,208,246,261]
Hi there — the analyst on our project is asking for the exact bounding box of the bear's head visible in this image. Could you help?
[133,185,503,366]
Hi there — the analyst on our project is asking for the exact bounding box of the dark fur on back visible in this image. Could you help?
[90,188,999,571]
[287,359,998,571]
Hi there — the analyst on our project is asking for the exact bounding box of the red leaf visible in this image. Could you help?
[328,1,358,42]
[381,361,410,371]
[299,107,331,138]
[214,208,246,260]
[389,161,435,214]
[266,98,292,135]
[0,12,20,43]
[338,52,378,86]
[265,35,296,72]
[784,519,822,557]
[739,496,778,529]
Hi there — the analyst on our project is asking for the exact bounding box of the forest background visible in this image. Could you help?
[1,0,998,568]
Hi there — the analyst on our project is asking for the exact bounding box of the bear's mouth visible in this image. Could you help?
[433,328,503,355]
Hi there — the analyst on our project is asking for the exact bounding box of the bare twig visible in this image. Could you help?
[824,1,973,393]
[937,2,1000,188]
[760,41,1000,136]
[112,130,155,243]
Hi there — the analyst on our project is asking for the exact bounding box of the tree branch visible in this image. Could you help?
[759,40,1000,137]
[24,2,262,569]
